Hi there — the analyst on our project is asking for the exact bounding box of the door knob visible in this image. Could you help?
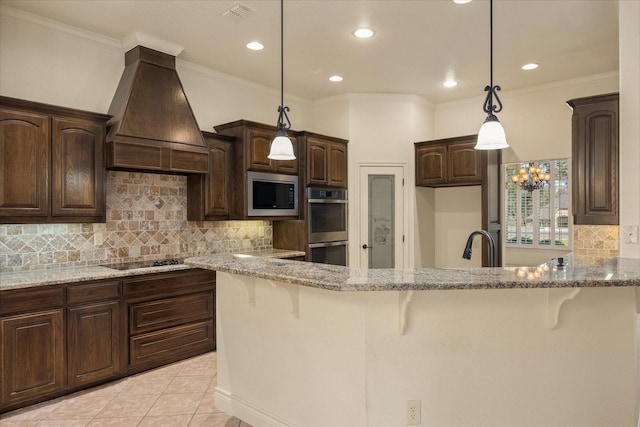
[362,244,371,249]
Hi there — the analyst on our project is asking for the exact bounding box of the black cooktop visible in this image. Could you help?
[102,258,184,270]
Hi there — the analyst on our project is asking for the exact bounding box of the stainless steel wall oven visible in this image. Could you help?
[307,187,348,265]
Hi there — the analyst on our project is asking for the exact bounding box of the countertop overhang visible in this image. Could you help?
[185,254,640,291]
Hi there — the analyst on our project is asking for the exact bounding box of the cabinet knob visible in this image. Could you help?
[362,244,371,249]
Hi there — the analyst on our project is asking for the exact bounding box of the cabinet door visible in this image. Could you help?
[1,310,65,405]
[51,116,105,219]
[246,127,275,172]
[205,138,232,218]
[447,141,483,185]
[0,108,50,219]
[328,142,348,188]
[571,95,618,225]
[307,139,329,186]
[415,144,446,186]
[67,300,122,387]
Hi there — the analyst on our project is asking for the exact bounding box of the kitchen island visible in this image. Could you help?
[186,254,640,427]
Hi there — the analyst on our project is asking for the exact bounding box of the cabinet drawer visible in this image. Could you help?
[67,281,120,305]
[129,292,214,334]
[129,320,214,367]
[124,269,215,301]
[0,287,64,315]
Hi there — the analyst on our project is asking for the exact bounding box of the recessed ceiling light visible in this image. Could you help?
[443,80,458,88]
[522,63,539,70]
[453,0,472,4]
[329,75,343,82]
[353,28,374,39]
[246,41,264,51]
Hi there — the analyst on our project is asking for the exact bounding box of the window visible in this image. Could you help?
[505,159,570,248]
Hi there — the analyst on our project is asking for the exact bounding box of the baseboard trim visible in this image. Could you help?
[214,387,297,427]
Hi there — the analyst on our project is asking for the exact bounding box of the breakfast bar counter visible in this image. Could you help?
[185,255,640,427]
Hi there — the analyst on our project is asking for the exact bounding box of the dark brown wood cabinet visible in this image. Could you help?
[66,281,123,388]
[187,131,234,220]
[0,269,214,413]
[124,269,216,373]
[206,120,300,220]
[214,120,299,175]
[1,287,65,408]
[299,132,348,188]
[568,93,619,225]
[415,135,484,187]
[0,96,110,223]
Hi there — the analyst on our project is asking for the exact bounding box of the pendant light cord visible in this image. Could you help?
[280,0,284,108]
[276,0,291,131]
[482,0,502,116]
[490,0,493,90]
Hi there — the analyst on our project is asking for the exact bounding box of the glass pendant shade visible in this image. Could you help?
[268,129,295,160]
[475,114,508,150]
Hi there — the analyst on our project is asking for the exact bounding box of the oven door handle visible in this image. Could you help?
[308,241,348,248]
[307,199,348,204]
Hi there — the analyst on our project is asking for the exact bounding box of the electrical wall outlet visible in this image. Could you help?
[407,400,421,425]
[622,225,638,244]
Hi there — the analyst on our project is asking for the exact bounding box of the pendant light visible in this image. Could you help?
[475,0,509,150]
[268,0,295,160]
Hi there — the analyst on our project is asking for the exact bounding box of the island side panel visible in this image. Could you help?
[215,272,638,427]
[215,272,368,427]
[364,287,638,427]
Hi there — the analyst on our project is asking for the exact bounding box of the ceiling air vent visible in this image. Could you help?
[222,2,255,21]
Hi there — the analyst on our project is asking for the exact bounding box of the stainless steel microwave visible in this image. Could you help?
[247,171,299,217]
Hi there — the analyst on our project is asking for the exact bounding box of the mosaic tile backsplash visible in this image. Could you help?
[0,172,272,272]
[572,224,619,264]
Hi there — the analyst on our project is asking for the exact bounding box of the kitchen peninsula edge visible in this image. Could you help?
[185,254,640,427]
[185,253,640,290]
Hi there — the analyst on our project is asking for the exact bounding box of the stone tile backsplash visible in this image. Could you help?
[572,224,618,264]
[0,171,272,272]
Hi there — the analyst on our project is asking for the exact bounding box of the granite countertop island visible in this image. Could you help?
[188,254,640,427]
[185,253,640,291]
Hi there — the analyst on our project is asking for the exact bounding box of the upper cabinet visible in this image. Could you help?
[568,93,619,225]
[0,96,110,224]
[214,120,298,175]
[415,135,484,187]
[299,132,348,188]
[187,131,234,220]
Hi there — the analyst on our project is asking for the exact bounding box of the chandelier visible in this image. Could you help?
[511,162,550,192]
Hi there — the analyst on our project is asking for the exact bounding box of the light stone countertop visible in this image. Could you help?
[185,254,640,291]
[0,249,305,291]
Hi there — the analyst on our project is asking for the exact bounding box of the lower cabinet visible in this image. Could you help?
[124,269,216,373]
[1,310,65,406]
[66,280,123,388]
[0,269,216,413]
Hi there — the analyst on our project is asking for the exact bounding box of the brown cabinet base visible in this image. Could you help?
[1,269,216,414]
[129,321,215,370]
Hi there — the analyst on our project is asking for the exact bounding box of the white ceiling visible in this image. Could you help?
[1,0,619,104]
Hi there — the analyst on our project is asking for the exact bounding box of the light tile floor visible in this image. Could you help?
[0,352,251,427]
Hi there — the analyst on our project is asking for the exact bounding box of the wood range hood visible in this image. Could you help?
[106,46,208,174]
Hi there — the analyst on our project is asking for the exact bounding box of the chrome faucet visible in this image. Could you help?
[462,230,497,267]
